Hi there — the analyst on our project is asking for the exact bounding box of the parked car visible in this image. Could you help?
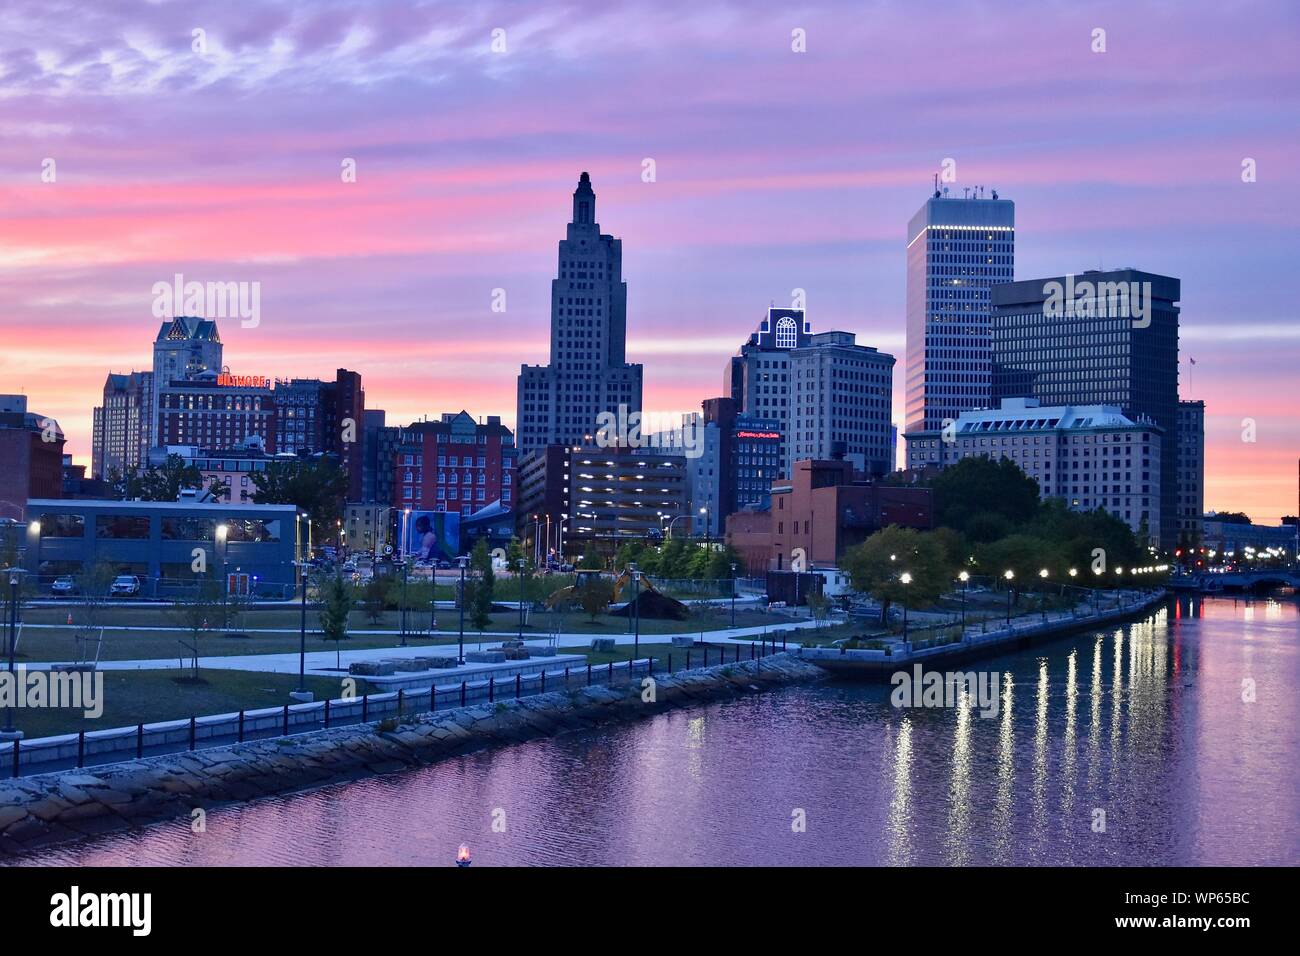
[110,575,141,597]
[50,575,76,596]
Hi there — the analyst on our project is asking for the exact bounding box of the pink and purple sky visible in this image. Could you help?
[1,0,1297,522]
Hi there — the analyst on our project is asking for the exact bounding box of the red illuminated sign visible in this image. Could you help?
[736,430,781,440]
[217,373,270,389]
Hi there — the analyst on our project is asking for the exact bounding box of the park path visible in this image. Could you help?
[20,618,824,676]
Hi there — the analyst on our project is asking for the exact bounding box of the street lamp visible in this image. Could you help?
[899,572,912,645]
[456,553,470,664]
[1039,568,1049,622]
[699,505,711,553]
[29,521,40,589]
[958,570,969,631]
[292,559,311,700]
[730,562,738,627]
[1004,569,1015,624]
[216,523,229,626]
[3,568,30,738]
[399,556,409,647]
[629,562,642,659]
[517,558,527,641]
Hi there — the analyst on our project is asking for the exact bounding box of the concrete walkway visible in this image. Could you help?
[23,618,823,677]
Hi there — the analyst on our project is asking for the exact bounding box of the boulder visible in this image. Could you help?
[349,660,396,676]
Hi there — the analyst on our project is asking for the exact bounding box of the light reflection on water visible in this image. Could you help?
[15,596,1300,867]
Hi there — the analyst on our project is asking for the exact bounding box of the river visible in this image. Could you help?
[18,595,1300,866]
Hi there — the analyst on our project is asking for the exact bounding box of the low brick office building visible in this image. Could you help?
[725,458,933,575]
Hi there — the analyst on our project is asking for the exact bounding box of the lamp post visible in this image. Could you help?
[400,557,409,647]
[2,567,30,737]
[699,506,711,553]
[900,572,912,646]
[630,563,641,659]
[291,560,312,701]
[958,570,969,633]
[517,558,526,641]
[1039,568,1049,622]
[29,521,41,590]
[1004,569,1015,624]
[456,553,470,664]
[216,523,229,628]
[730,562,738,628]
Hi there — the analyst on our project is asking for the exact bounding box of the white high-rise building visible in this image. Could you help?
[516,172,643,455]
[905,397,1163,546]
[904,188,1014,432]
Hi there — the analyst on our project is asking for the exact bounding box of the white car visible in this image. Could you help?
[110,575,141,597]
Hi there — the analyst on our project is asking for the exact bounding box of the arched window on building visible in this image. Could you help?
[775,317,797,349]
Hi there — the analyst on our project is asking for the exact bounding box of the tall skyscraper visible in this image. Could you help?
[726,307,809,470]
[990,269,1180,549]
[151,315,223,442]
[1176,399,1205,547]
[728,309,894,479]
[790,331,894,477]
[904,188,1015,432]
[91,370,152,480]
[516,172,643,454]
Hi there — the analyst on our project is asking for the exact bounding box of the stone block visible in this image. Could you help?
[464,650,506,664]
[590,638,616,652]
[349,660,396,676]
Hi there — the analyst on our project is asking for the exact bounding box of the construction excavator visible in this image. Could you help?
[544,569,689,619]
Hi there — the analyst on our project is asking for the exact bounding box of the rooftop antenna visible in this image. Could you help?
[933,173,940,198]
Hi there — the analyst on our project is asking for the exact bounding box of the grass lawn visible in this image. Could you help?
[13,607,789,663]
[7,668,349,739]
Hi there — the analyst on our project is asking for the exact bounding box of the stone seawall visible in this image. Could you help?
[0,654,823,857]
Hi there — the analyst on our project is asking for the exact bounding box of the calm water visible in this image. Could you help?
[19,596,1300,866]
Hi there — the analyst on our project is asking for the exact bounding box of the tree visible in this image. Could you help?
[362,577,387,624]
[125,453,226,502]
[318,574,352,643]
[75,560,118,635]
[578,575,614,621]
[577,543,604,571]
[704,544,743,582]
[841,526,953,625]
[168,576,224,680]
[468,539,495,632]
[806,589,832,628]
[929,456,1041,535]
[1213,511,1252,526]
[250,459,349,535]
[975,534,1067,603]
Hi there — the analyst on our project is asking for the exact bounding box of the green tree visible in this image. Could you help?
[250,459,349,536]
[168,576,224,680]
[578,575,614,621]
[126,453,226,502]
[975,534,1067,603]
[577,543,604,571]
[468,539,495,632]
[841,526,953,625]
[929,456,1040,535]
[318,573,353,642]
[362,577,387,624]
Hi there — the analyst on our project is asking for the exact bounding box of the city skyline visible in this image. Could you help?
[1,0,1297,522]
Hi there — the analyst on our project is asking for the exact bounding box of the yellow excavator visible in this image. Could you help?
[544,569,689,618]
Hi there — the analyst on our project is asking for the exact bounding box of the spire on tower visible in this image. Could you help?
[572,171,595,225]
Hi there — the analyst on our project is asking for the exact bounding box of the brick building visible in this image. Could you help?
[0,395,65,522]
[725,458,933,575]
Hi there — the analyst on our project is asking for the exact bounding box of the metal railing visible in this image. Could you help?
[6,638,789,778]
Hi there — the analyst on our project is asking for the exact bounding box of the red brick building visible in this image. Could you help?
[392,411,516,517]
[725,458,933,575]
[0,396,65,522]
